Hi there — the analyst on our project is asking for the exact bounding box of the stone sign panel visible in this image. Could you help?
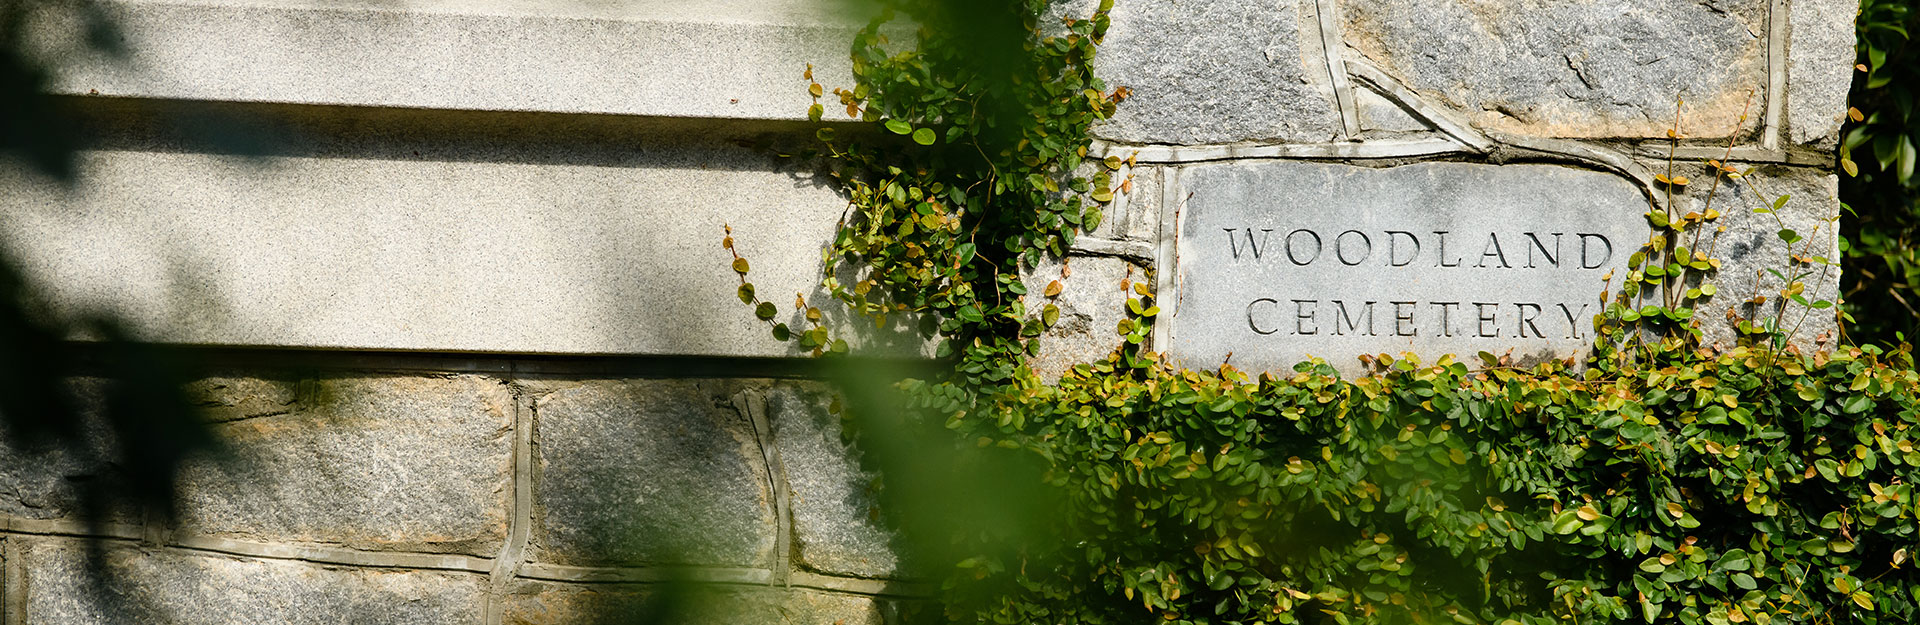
[1164,161,1648,374]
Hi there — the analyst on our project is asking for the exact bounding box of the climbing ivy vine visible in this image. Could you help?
[727,2,1920,624]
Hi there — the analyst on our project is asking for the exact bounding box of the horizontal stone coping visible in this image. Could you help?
[0,520,929,596]
[38,0,867,120]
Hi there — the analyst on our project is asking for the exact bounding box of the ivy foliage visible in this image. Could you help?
[1840,0,1920,343]
[727,1,1920,624]
[727,0,1123,365]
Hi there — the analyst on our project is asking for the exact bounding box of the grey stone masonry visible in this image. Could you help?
[36,0,865,122]
[0,366,922,625]
[527,379,778,569]
[1677,165,1845,350]
[766,384,900,579]
[1089,0,1343,144]
[0,380,122,524]
[1787,0,1858,147]
[1342,0,1769,140]
[17,537,488,625]
[1166,161,1648,376]
[0,0,1862,619]
[173,375,514,556]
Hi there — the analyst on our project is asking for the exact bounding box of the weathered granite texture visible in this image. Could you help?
[1088,0,1342,144]
[174,374,514,555]
[766,384,899,578]
[0,381,116,522]
[0,118,855,358]
[528,379,776,568]
[1677,166,1844,350]
[1169,161,1648,375]
[1344,0,1769,139]
[1788,0,1858,147]
[1021,255,1142,382]
[18,537,486,624]
[35,0,863,121]
[503,580,893,625]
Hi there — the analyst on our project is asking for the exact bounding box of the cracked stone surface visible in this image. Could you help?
[1345,0,1769,139]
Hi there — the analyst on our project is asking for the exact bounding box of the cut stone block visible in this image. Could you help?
[37,0,863,121]
[1344,0,1769,139]
[1674,165,1843,351]
[174,374,514,555]
[529,379,776,568]
[0,118,865,358]
[1168,161,1649,376]
[1787,0,1858,147]
[18,537,484,625]
[1088,0,1342,144]
[1021,256,1143,382]
[766,384,900,578]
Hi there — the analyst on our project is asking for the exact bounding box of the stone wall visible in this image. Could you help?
[0,0,1857,621]
[1,356,915,624]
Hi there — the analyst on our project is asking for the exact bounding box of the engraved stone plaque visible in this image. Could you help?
[1164,161,1648,374]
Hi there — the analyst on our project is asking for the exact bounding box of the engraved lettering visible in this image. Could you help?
[1385,231,1420,267]
[1225,228,1275,260]
[1293,299,1319,335]
[1557,302,1591,339]
[1434,231,1462,267]
[1578,233,1613,269]
[1331,300,1376,336]
[1392,301,1417,336]
[1475,233,1511,268]
[1335,230,1372,266]
[1475,302,1500,338]
[1285,229,1322,266]
[1525,232,1562,268]
[1432,302,1460,337]
[1247,298,1280,335]
[1515,302,1544,338]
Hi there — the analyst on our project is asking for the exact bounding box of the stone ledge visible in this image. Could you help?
[15,536,488,624]
[37,0,863,120]
[0,113,874,358]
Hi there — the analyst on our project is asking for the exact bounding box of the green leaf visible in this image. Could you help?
[1551,510,1583,535]
[755,302,778,320]
[737,283,756,304]
[912,127,937,145]
[771,323,791,341]
[885,119,913,135]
